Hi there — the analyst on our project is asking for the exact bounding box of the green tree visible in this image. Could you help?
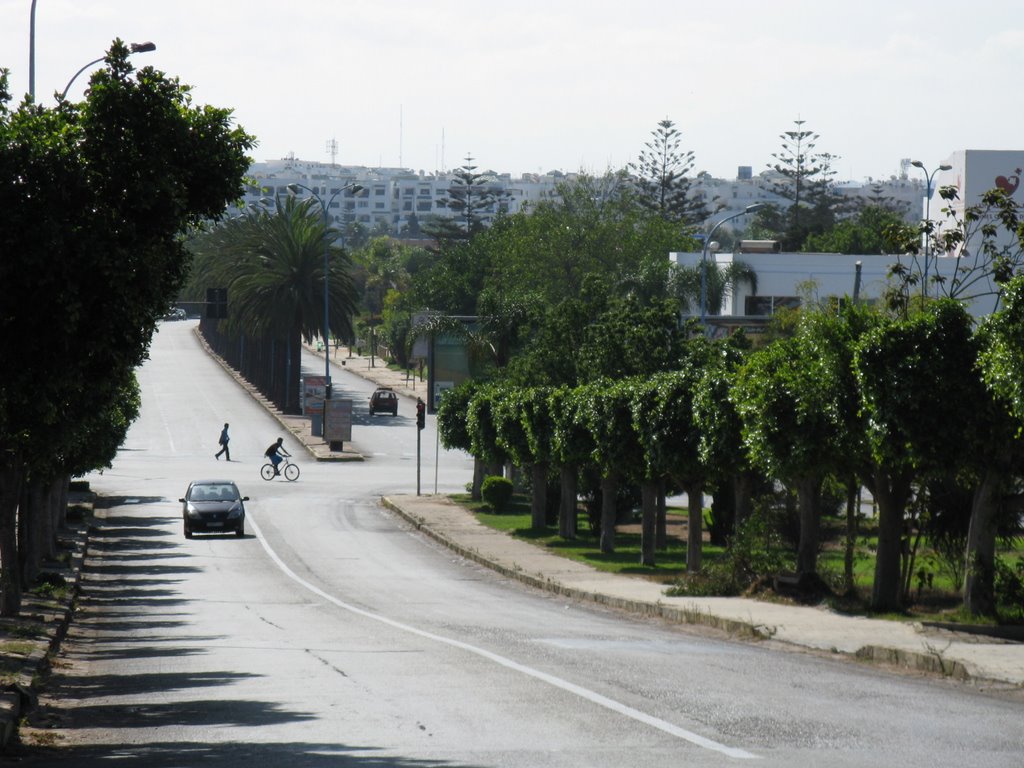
[0,44,253,614]
[578,381,644,554]
[972,275,1024,616]
[549,385,597,539]
[803,205,911,255]
[733,309,865,578]
[493,386,555,530]
[853,300,980,611]
[630,118,710,225]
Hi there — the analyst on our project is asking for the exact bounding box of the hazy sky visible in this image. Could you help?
[3,1,1022,182]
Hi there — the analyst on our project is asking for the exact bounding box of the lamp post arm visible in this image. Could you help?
[59,57,105,101]
[59,42,156,102]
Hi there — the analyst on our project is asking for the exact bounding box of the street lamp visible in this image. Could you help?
[911,160,952,299]
[700,203,764,326]
[59,41,156,102]
[287,182,363,397]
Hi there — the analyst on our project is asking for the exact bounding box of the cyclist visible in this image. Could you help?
[263,437,291,476]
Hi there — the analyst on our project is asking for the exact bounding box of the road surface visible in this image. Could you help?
[19,321,1024,767]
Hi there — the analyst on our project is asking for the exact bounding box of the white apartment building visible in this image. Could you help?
[229,157,926,237]
[231,157,570,235]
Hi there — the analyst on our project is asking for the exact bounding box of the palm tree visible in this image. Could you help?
[189,195,358,413]
[670,261,758,317]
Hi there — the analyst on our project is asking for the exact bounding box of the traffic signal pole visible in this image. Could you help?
[416,398,425,496]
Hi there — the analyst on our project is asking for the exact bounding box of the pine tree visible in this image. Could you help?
[630,119,710,225]
[768,119,839,249]
[427,155,509,241]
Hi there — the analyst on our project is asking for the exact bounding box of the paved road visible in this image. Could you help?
[18,321,1024,767]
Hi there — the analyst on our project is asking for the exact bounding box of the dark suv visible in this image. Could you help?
[369,387,399,416]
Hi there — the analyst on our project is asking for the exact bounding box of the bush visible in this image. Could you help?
[481,476,514,513]
[665,505,795,598]
[995,557,1024,622]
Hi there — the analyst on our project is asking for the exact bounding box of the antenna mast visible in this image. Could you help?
[326,138,338,167]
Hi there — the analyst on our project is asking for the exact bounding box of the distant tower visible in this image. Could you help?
[899,158,912,180]
[326,138,338,167]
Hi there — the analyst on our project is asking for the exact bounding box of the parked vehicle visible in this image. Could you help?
[369,387,399,416]
[179,480,248,538]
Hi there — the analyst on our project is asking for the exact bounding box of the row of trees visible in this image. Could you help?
[437,284,1024,617]
[0,44,253,615]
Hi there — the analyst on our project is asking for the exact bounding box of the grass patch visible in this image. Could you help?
[0,641,34,656]
[454,492,700,581]
[452,492,1024,625]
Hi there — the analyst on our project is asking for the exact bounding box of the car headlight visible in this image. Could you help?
[186,504,201,518]
[227,503,243,518]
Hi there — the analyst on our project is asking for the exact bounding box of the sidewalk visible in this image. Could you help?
[295,341,1024,689]
[380,495,1024,688]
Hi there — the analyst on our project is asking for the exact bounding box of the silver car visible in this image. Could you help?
[179,480,248,538]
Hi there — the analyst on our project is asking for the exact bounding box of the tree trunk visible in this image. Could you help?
[55,474,70,533]
[287,330,303,414]
[796,474,822,576]
[640,480,658,566]
[656,479,667,550]
[844,478,858,594]
[19,478,48,586]
[530,462,548,531]
[734,471,754,532]
[869,467,913,612]
[599,475,617,554]
[0,462,24,616]
[471,458,485,500]
[558,465,577,540]
[964,465,1002,617]
[686,480,704,574]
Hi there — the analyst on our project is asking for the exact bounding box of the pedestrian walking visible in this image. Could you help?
[215,423,231,461]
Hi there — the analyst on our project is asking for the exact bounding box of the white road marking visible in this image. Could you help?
[247,511,759,760]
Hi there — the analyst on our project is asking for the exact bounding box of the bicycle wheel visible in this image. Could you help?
[283,462,300,482]
[260,463,276,481]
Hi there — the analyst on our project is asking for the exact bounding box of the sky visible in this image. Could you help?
[3,0,1023,183]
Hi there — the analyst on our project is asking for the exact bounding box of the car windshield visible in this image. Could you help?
[191,484,239,501]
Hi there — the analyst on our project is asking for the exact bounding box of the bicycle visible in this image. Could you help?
[261,456,300,481]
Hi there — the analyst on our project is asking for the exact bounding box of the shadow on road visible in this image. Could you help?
[16,740,479,767]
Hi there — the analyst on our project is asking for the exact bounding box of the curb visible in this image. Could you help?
[0,504,91,753]
[381,497,779,643]
[381,497,1015,686]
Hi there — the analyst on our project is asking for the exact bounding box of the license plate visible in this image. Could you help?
[207,521,224,527]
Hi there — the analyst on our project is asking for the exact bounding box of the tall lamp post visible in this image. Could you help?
[700,203,764,327]
[29,0,38,100]
[59,41,156,101]
[287,182,363,397]
[911,160,952,299]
